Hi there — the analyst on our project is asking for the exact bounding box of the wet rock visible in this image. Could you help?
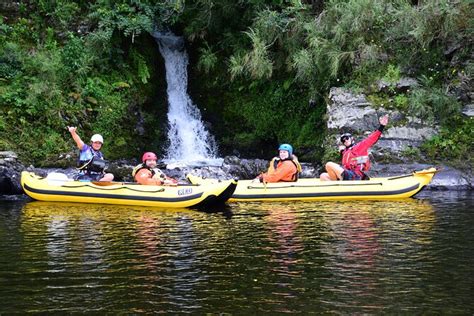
[448,71,472,104]
[300,163,318,178]
[375,125,438,155]
[160,156,318,181]
[462,104,474,117]
[223,157,269,180]
[396,77,419,92]
[326,87,438,160]
[40,152,77,168]
[377,77,418,94]
[0,151,24,194]
[0,1,21,20]
[370,164,472,190]
[327,88,379,132]
[383,126,436,142]
[444,42,461,57]
[107,159,136,182]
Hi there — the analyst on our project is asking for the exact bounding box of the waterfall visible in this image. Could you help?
[152,31,220,166]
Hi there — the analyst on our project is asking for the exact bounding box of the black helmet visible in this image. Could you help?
[340,133,352,143]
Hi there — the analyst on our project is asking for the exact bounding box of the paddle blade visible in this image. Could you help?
[91,181,122,186]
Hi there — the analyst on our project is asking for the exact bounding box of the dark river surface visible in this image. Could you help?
[1,192,473,314]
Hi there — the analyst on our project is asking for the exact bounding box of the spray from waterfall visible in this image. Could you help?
[152,31,220,165]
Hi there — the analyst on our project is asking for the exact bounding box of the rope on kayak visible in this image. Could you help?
[388,167,439,180]
[246,182,383,189]
[92,181,199,187]
[386,174,413,180]
[62,184,166,193]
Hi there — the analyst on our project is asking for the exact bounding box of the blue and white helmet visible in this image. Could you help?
[278,143,293,156]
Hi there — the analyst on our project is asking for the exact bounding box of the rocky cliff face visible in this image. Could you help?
[326,87,439,162]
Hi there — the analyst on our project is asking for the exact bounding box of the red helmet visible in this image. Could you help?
[142,152,158,163]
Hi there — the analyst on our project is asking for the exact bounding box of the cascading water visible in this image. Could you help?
[152,31,220,166]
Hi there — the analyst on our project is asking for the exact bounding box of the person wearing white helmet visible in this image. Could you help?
[67,126,114,182]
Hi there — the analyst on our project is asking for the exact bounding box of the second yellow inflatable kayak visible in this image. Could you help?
[187,168,437,202]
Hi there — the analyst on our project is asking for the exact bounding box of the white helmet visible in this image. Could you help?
[90,134,104,143]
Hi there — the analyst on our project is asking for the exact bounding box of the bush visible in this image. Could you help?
[422,116,473,167]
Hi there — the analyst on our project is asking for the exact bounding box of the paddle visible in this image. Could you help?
[45,172,193,187]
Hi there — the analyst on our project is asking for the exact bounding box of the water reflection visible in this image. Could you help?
[20,202,208,312]
[265,205,304,273]
[136,214,161,276]
[314,200,436,312]
[232,199,437,313]
[45,217,69,270]
[1,196,471,314]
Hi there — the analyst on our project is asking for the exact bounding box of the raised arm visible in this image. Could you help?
[353,115,389,152]
[68,126,85,150]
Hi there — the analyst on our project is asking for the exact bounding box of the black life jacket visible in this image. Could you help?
[77,148,107,174]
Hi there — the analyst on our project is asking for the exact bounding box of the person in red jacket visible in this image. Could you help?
[255,144,302,183]
[320,115,389,181]
[132,152,178,186]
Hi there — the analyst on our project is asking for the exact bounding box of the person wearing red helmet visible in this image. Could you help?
[68,126,114,182]
[132,152,177,186]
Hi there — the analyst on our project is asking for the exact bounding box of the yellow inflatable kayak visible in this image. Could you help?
[21,171,237,208]
[187,168,437,202]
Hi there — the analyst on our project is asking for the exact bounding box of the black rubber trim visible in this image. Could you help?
[232,183,420,200]
[246,182,382,190]
[24,183,203,202]
[63,184,166,193]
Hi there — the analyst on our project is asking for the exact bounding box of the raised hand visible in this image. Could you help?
[379,114,389,126]
[67,126,77,133]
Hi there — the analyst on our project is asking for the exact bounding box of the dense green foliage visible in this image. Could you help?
[185,0,472,161]
[422,116,474,168]
[0,1,179,164]
[0,0,472,165]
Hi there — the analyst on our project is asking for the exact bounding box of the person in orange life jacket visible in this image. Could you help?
[255,144,302,183]
[320,115,389,181]
[68,126,114,182]
[132,152,178,186]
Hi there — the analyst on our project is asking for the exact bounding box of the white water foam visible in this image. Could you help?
[152,31,221,167]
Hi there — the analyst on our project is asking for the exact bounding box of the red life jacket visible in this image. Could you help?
[341,130,382,176]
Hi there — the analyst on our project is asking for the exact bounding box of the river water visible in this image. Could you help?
[1,192,473,314]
